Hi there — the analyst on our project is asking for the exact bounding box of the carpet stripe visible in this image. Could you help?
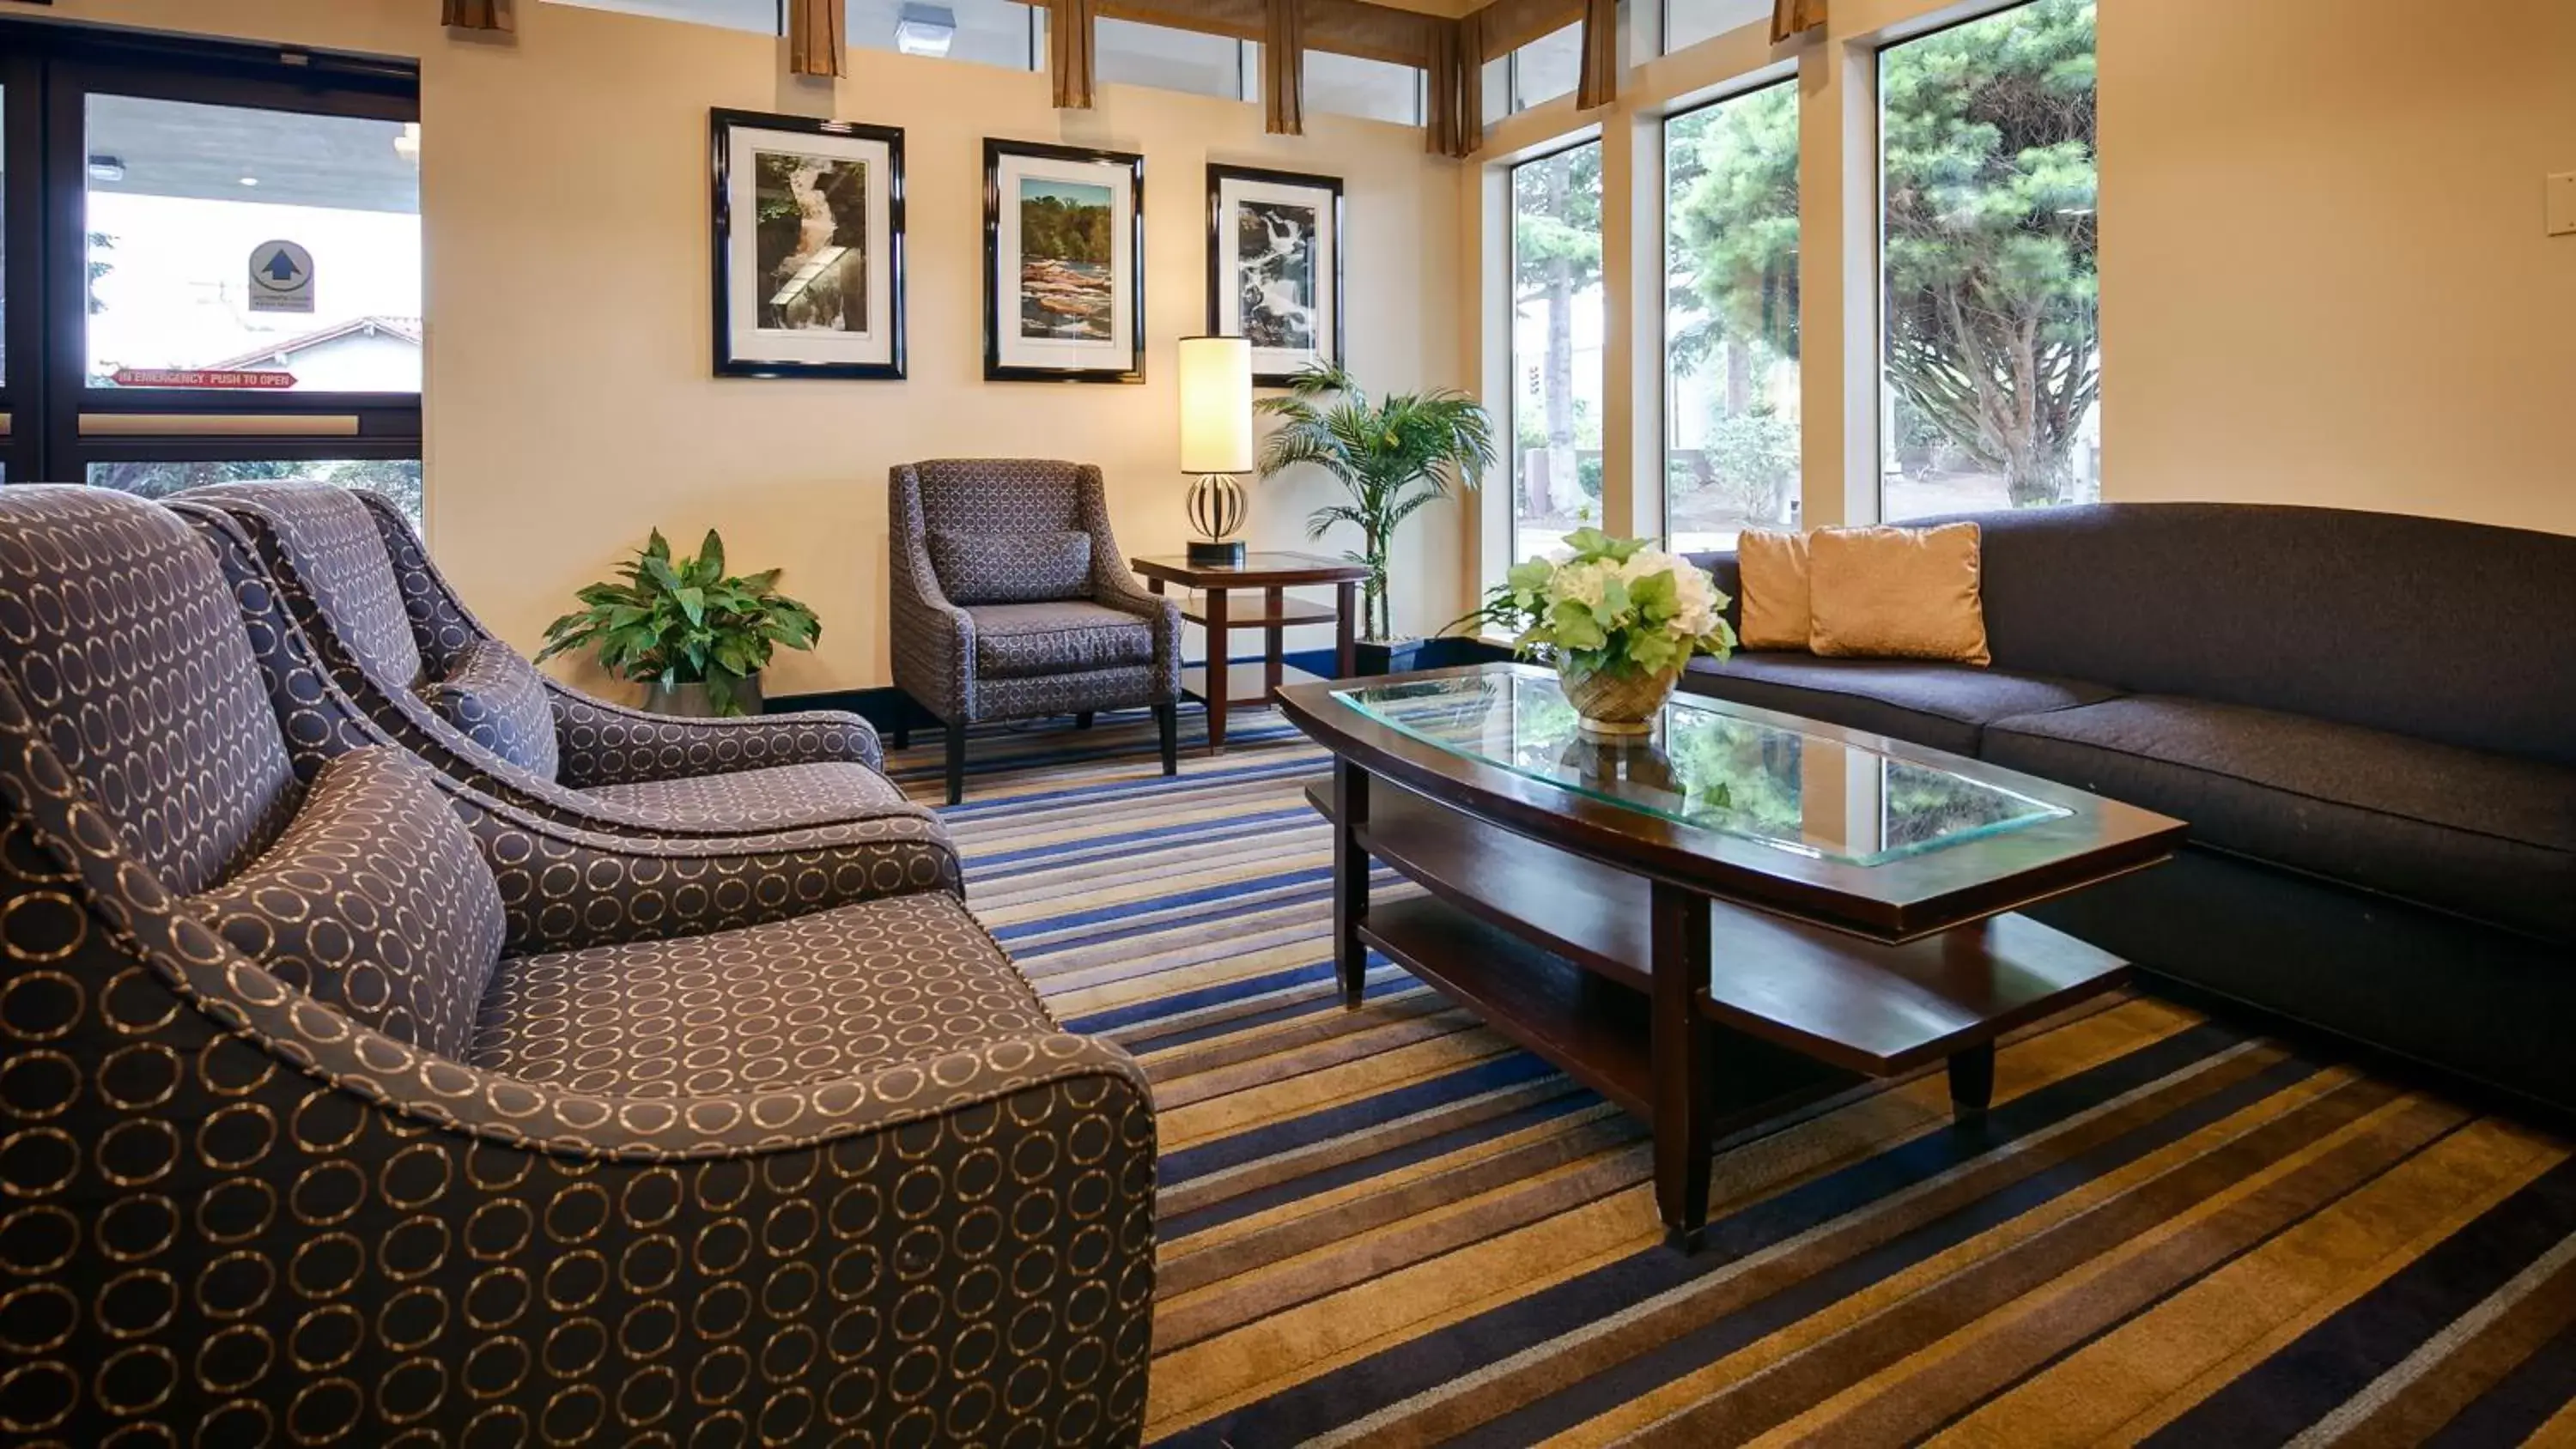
[872,711,2575,1449]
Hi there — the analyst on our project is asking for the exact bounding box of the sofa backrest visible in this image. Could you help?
[1941,503,2576,766]
[173,482,429,690]
[0,486,301,894]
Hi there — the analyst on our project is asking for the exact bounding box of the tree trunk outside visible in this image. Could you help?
[1541,163,1576,524]
[1723,336,1752,416]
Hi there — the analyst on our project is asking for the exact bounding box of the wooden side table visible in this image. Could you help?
[1130,551,1370,753]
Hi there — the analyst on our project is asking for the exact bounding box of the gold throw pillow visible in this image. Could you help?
[1807,523,1991,666]
[1735,529,1812,651]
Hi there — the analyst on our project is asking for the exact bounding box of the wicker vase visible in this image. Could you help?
[1557,658,1680,737]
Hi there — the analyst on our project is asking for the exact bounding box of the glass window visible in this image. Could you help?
[1662,0,1769,56]
[1306,52,1422,125]
[1480,55,1510,126]
[1663,82,1800,553]
[1511,25,1582,110]
[1880,0,2099,522]
[540,0,780,32]
[1509,142,1605,566]
[846,0,1039,68]
[88,459,422,525]
[1096,20,1246,100]
[85,94,422,393]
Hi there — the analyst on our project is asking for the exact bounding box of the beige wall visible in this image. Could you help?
[48,0,1465,694]
[2099,0,2576,535]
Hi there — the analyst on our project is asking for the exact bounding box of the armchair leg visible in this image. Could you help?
[1156,701,1178,777]
[945,721,968,805]
[1075,711,1096,730]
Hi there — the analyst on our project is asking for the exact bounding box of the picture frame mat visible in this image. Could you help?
[1212,169,1340,382]
[724,123,896,368]
[993,149,1138,373]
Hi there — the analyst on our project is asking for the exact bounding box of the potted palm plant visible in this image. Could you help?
[537,528,820,718]
[1255,362,1496,664]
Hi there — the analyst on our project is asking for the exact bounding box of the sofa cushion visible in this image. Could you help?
[584,760,909,829]
[932,528,1092,606]
[971,601,1154,679]
[471,892,1055,1097]
[1984,695,2576,942]
[1680,652,2117,756]
[187,746,505,1058]
[419,638,561,779]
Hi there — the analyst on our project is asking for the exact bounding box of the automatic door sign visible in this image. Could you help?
[249,239,315,314]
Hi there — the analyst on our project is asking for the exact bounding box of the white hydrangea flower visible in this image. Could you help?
[1552,559,1611,609]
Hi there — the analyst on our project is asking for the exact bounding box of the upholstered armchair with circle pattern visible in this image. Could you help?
[0,486,1156,1444]
[172,481,907,839]
[890,460,1182,803]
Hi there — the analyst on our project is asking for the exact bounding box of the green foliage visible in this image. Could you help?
[1019,194,1112,265]
[1672,0,2098,505]
[1459,529,1736,679]
[1255,362,1497,643]
[535,529,819,717]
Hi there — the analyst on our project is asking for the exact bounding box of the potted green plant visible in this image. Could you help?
[1255,362,1496,665]
[536,528,819,718]
[1461,528,1736,736]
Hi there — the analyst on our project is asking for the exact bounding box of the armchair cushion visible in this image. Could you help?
[931,527,1093,605]
[471,892,1054,1096]
[582,759,910,829]
[418,637,561,779]
[186,745,505,1059]
[970,600,1157,679]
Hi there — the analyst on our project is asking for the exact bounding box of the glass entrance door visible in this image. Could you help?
[0,19,422,518]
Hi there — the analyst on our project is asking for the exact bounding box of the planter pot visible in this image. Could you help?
[1556,658,1679,737]
[1354,638,1424,676]
[641,674,762,718]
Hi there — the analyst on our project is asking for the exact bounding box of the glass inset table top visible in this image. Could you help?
[1334,673,2069,867]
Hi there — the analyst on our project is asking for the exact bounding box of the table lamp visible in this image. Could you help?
[1177,335,1253,567]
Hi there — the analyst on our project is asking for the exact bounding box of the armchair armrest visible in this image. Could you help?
[544,682,885,787]
[1076,465,1183,700]
[445,779,961,955]
[889,468,979,723]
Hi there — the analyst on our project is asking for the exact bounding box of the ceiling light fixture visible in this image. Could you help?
[238,176,260,187]
[86,155,125,183]
[894,3,957,58]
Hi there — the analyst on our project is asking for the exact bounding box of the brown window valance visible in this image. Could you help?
[789,0,847,76]
[441,0,513,30]
[1771,0,1825,43]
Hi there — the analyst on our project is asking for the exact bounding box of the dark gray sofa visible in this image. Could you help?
[1683,502,2576,1113]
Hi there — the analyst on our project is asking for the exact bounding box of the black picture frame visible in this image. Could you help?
[1206,163,1345,387]
[711,107,907,380]
[983,138,1146,385]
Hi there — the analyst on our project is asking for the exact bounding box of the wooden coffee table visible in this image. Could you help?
[1130,551,1370,753]
[1278,663,2187,1251]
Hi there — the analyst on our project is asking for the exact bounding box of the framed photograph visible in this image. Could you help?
[1206,164,1344,386]
[984,139,1145,384]
[711,108,905,380]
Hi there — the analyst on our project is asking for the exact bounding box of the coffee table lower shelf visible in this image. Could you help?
[1309,773,2134,1251]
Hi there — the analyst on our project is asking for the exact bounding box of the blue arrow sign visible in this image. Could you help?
[260,249,302,282]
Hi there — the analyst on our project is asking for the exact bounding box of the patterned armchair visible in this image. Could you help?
[890,460,1182,803]
[173,481,908,839]
[0,487,1156,1444]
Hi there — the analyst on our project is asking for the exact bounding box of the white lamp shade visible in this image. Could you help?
[1176,336,1255,476]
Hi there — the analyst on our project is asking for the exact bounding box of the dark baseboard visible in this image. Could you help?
[774,638,1513,727]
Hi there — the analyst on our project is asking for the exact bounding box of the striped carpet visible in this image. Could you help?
[885,707,2576,1448]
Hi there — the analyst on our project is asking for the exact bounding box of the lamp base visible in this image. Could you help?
[1187,539,1248,567]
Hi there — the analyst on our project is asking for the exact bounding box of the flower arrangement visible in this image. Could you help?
[1464,529,1736,734]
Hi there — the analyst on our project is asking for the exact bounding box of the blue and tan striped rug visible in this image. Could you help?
[886,708,2576,1447]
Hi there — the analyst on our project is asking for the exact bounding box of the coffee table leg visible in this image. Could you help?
[1948,1043,1996,1125]
[1651,882,1716,1252]
[1332,761,1370,1007]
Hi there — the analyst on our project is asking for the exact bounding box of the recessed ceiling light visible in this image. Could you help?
[238,176,260,187]
[86,155,125,183]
